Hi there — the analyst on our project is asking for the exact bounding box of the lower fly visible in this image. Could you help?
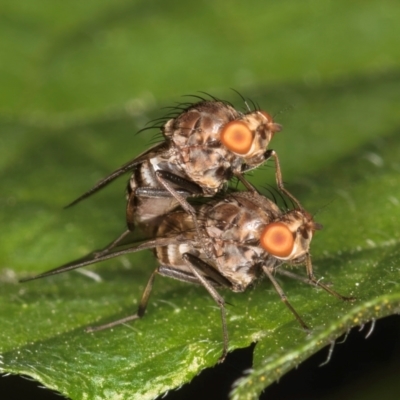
[22,190,354,361]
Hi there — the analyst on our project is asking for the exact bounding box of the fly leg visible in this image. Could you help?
[87,252,233,363]
[262,265,310,332]
[91,188,138,258]
[264,149,303,210]
[155,170,213,258]
[86,269,158,332]
[302,254,356,301]
[93,186,194,258]
[275,267,355,301]
[181,252,232,363]
[235,173,259,193]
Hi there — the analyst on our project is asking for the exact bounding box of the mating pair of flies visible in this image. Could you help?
[23,97,354,361]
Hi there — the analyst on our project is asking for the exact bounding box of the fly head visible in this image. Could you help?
[260,208,322,263]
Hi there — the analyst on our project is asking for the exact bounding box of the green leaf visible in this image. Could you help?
[1,1,400,400]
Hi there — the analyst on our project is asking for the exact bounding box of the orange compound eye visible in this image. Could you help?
[260,222,294,258]
[220,121,254,154]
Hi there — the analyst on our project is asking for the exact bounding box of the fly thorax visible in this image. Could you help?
[175,143,234,191]
[214,243,260,291]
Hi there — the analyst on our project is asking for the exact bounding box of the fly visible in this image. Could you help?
[66,98,300,254]
[22,190,354,361]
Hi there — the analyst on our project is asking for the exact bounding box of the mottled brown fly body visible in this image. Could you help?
[22,190,353,361]
[66,97,301,254]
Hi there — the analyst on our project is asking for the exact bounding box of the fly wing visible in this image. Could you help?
[65,141,169,208]
[20,236,190,282]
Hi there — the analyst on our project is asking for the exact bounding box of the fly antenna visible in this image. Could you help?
[312,199,336,218]
[273,104,294,119]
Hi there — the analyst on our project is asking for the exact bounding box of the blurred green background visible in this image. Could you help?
[2,0,398,115]
[1,0,400,399]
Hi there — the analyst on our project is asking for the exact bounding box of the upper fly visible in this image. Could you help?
[65,97,301,254]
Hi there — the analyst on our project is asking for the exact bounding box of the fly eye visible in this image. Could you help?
[260,222,294,257]
[220,121,254,154]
